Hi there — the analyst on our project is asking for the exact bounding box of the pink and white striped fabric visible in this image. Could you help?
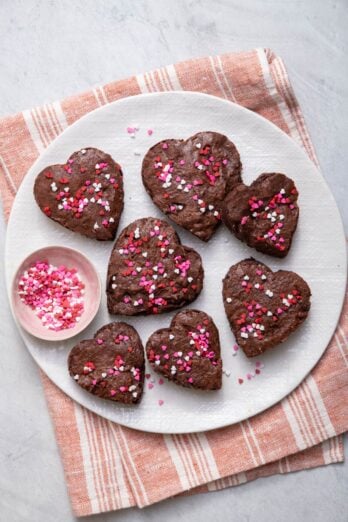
[1,48,347,517]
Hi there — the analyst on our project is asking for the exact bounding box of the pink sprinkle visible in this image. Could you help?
[162,143,168,150]
[158,400,164,406]
[222,159,228,165]
[233,344,239,352]
[148,383,154,390]
[188,377,193,384]
[179,159,185,165]
[147,129,153,135]
[96,338,104,345]
[110,390,117,396]
[159,378,164,385]
[145,373,151,379]
[127,126,135,134]
[241,216,248,225]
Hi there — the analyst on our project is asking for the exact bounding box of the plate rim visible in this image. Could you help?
[5,90,347,433]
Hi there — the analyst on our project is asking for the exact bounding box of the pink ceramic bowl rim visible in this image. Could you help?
[11,245,101,342]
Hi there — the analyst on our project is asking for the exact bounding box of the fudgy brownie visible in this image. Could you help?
[142,131,241,241]
[222,173,299,257]
[34,147,124,240]
[146,309,222,390]
[107,217,204,315]
[68,322,145,404]
[222,258,311,357]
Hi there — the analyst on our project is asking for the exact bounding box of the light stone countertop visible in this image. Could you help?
[0,1,347,521]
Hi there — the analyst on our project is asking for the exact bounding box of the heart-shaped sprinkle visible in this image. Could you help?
[68,322,144,404]
[34,148,124,240]
[222,173,299,257]
[223,258,311,357]
[107,217,204,315]
[146,310,222,390]
[142,132,241,241]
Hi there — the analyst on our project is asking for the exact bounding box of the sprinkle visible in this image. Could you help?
[158,399,164,406]
[147,129,153,135]
[18,261,85,331]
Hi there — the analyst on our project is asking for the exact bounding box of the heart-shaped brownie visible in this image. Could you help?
[68,322,145,404]
[223,258,311,357]
[142,132,241,241]
[146,310,222,390]
[222,173,299,257]
[107,217,204,315]
[34,147,124,240]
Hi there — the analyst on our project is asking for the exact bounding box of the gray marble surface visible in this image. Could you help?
[0,1,347,521]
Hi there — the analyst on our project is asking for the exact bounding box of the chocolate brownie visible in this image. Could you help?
[222,258,311,357]
[146,310,222,390]
[68,322,144,404]
[222,173,299,257]
[34,147,124,240]
[107,217,204,315]
[142,131,242,241]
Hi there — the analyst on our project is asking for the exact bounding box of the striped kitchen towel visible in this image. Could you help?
[0,48,347,517]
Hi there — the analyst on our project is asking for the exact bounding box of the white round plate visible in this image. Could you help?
[5,92,346,433]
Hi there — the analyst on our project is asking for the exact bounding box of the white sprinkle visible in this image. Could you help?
[265,289,273,297]
[142,252,148,258]
[243,275,249,281]
[93,222,99,230]
[111,283,117,289]
[267,311,273,316]
[226,297,232,303]
[109,217,115,223]
[280,188,285,194]
[195,143,201,148]
[261,275,267,280]
[208,204,214,211]
[155,360,161,366]
[241,332,249,339]
[254,283,260,289]
[134,227,140,239]
[187,276,193,283]
[101,372,107,378]
[168,249,174,255]
[74,374,79,381]
[81,149,87,154]
[169,334,175,340]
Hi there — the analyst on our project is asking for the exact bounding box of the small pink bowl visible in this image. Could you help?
[11,246,101,341]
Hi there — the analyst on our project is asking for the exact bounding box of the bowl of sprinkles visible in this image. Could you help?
[11,246,101,341]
